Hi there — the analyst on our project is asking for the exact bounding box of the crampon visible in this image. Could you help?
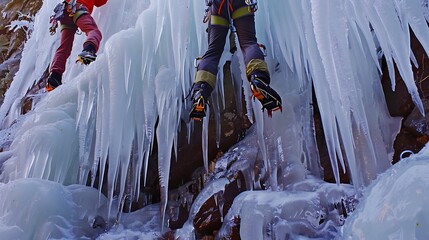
[46,72,62,92]
[76,50,96,65]
[188,81,212,121]
[190,95,207,121]
[250,78,282,117]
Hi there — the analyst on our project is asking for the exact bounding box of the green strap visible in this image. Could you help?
[59,7,87,32]
[246,59,268,78]
[72,9,88,23]
[60,24,77,32]
[210,6,252,27]
[231,6,252,19]
[210,15,229,27]
[195,70,217,89]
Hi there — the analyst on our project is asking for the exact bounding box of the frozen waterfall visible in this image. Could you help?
[0,0,428,239]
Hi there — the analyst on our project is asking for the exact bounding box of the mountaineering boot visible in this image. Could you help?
[76,44,97,65]
[189,81,213,121]
[249,74,282,117]
[76,50,96,65]
[46,71,62,92]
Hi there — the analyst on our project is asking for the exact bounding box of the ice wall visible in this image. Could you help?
[0,0,428,229]
[0,0,208,220]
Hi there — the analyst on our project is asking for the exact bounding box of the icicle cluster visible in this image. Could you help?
[0,0,428,230]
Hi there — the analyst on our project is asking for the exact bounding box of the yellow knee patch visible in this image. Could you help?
[246,59,268,78]
[195,70,217,89]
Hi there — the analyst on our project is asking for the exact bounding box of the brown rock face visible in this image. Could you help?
[193,171,246,238]
[382,29,429,163]
[381,64,414,117]
[403,99,429,136]
[0,0,43,104]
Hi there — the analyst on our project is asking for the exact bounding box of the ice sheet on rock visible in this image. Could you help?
[341,146,429,239]
[175,178,229,239]
[96,204,163,240]
[218,178,356,240]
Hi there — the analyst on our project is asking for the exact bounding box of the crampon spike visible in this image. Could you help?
[75,56,85,64]
[271,105,282,112]
[76,51,96,65]
[266,105,282,117]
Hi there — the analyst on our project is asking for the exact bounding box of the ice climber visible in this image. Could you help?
[189,0,282,120]
[46,0,108,91]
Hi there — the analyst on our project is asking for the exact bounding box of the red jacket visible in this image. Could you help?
[77,0,108,13]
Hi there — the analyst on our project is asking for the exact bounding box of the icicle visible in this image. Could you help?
[230,61,243,115]
[218,192,225,222]
[364,0,424,114]
[202,105,210,172]
[252,100,269,179]
[212,86,221,149]
[142,148,150,187]
[154,67,180,229]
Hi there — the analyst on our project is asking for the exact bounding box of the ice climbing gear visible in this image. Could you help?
[49,3,66,35]
[65,0,90,23]
[225,0,236,33]
[194,70,217,89]
[189,82,213,121]
[49,0,89,35]
[46,72,62,92]
[258,43,267,57]
[190,95,207,121]
[245,0,258,12]
[65,0,78,15]
[249,75,282,117]
[76,50,97,65]
[76,43,97,65]
[245,59,268,79]
[194,56,202,68]
[203,0,213,23]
